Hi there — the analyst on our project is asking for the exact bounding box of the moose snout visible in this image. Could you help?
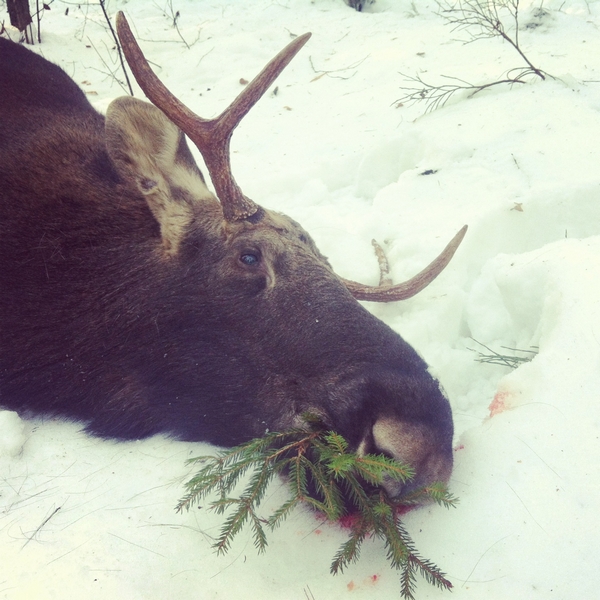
[363,416,453,499]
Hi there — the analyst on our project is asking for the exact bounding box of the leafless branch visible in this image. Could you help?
[394,67,537,112]
[309,55,368,81]
[436,0,548,80]
[371,240,393,286]
[152,0,202,49]
[22,506,61,548]
[99,0,134,95]
[396,0,551,113]
[87,37,132,95]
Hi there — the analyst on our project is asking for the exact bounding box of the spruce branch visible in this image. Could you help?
[177,421,457,600]
[330,514,371,574]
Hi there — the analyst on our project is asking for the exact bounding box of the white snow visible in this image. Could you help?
[2,0,600,598]
[0,411,26,458]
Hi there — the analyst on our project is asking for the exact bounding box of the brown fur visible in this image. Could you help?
[0,38,454,497]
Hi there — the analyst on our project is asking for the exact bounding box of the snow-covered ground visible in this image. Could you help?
[2,0,600,598]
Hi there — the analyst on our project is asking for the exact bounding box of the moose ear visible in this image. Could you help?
[105,96,209,255]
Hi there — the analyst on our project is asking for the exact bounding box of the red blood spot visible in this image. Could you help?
[347,581,355,591]
[338,504,411,529]
[395,505,412,517]
[370,574,379,583]
[338,513,360,529]
[314,529,322,535]
[489,390,510,417]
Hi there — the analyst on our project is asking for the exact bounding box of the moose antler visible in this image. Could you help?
[115,12,310,222]
[343,225,467,302]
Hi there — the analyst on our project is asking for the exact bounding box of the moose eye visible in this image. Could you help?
[240,253,260,266]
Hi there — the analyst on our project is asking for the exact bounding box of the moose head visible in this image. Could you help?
[0,14,466,498]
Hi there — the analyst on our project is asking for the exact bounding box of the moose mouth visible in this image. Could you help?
[282,434,452,518]
[273,408,453,513]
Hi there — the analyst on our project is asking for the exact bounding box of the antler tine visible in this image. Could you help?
[342,225,468,302]
[115,12,311,222]
[214,33,312,142]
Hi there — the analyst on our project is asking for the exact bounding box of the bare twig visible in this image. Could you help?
[309,55,368,81]
[397,0,551,113]
[395,67,535,112]
[22,506,61,548]
[99,0,134,95]
[437,0,548,80]
[303,585,316,600]
[371,240,393,286]
[87,37,132,95]
[166,0,188,49]
[152,0,202,49]
[469,338,538,369]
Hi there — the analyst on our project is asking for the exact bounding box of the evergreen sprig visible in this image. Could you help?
[176,421,457,600]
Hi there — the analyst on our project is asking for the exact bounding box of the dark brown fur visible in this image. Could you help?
[0,39,453,495]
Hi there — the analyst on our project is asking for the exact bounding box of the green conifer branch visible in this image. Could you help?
[401,558,419,599]
[177,421,457,599]
[214,498,252,554]
[249,511,269,553]
[267,495,303,530]
[303,457,344,519]
[330,515,371,574]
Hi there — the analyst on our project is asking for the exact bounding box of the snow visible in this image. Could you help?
[2,0,600,598]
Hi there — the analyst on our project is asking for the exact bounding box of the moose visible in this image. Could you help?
[0,13,466,498]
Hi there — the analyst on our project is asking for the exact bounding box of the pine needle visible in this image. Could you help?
[469,337,538,369]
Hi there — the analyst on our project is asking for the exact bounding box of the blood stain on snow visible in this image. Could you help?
[338,506,411,531]
[338,513,361,529]
[489,390,512,417]
[346,575,380,592]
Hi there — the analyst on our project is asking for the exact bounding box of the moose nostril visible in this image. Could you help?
[376,448,396,462]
